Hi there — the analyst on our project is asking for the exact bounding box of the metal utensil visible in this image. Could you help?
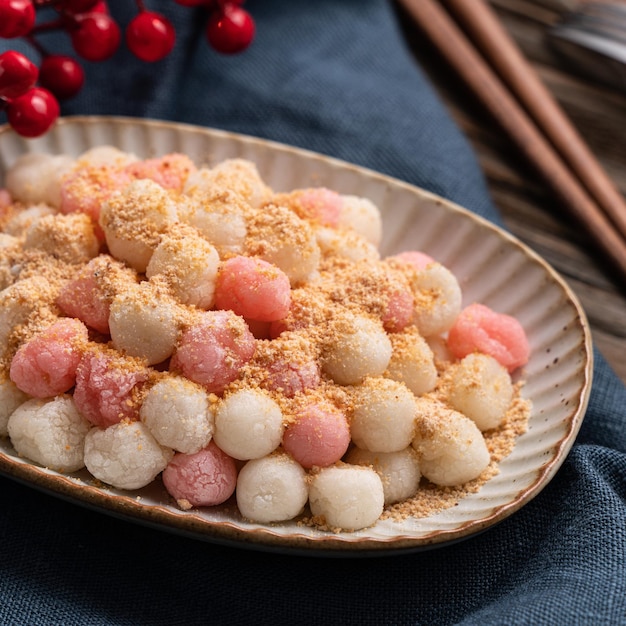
[548,2,626,91]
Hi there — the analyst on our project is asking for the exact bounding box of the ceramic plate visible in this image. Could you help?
[0,117,593,555]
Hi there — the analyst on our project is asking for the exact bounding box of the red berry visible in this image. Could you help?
[126,11,175,63]
[0,0,36,39]
[206,5,255,54]
[6,87,60,138]
[0,50,38,99]
[90,1,109,13]
[71,13,121,62]
[39,55,85,100]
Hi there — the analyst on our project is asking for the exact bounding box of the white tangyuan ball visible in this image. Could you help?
[350,377,417,453]
[108,281,181,365]
[184,159,271,209]
[146,224,220,309]
[2,204,56,237]
[208,158,272,208]
[7,396,91,472]
[412,397,490,487]
[425,334,454,366]
[181,189,248,258]
[99,179,178,272]
[182,167,214,196]
[386,327,438,396]
[321,313,392,386]
[5,152,74,209]
[236,453,309,523]
[308,464,384,530]
[245,204,321,286]
[140,376,214,454]
[84,421,174,490]
[315,227,380,264]
[345,447,421,505]
[338,194,382,247]
[77,146,137,168]
[213,389,284,460]
[0,276,55,350]
[445,353,514,431]
[410,263,462,337]
[23,213,99,264]
[0,374,28,437]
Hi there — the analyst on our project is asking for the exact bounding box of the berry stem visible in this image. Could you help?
[25,35,48,58]
[30,18,68,35]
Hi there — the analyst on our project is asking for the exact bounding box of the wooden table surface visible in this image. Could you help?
[396,0,626,385]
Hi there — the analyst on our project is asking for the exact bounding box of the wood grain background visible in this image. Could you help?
[396,0,626,384]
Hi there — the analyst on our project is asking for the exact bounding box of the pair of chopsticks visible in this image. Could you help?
[398,0,626,282]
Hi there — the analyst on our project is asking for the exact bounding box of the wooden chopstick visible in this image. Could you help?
[397,0,626,281]
[442,0,626,242]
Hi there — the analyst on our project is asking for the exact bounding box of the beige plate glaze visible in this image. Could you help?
[0,117,593,556]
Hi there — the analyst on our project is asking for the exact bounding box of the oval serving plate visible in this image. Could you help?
[0,116,593,555]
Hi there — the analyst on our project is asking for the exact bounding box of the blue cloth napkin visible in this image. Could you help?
[1,2,625,624]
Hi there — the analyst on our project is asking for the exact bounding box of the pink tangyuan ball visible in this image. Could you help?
[387,250,436,271]
[56,255,137,336]
[56,274,110,335]
[60,164,133,228]
[123,153,196,191]
[170,310,256,394]
[282,402,351,469]
[447,302,530,373]
[265,356,321,398]
[214,255,291,322]
[73,351,151,428]
[9,318,89,398]
[252,333,321,397]
[267,293,322,339]
[0,189,12,209]
[381,286,414,333]
[272,187,343,227]
[297,188,343,227]
[162,441,238,508]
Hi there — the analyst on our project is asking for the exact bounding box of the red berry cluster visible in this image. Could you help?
[0,0,255,137]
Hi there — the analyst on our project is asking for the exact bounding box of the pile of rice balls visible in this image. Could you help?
[0,146,530,531]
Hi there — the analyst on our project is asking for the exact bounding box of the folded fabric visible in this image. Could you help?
[1,1,624,625]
